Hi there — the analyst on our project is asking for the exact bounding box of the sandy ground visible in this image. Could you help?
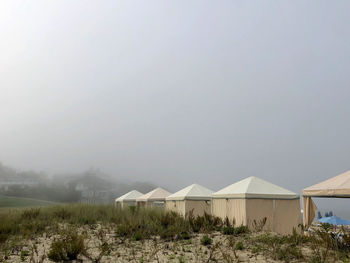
[0,224,340,263]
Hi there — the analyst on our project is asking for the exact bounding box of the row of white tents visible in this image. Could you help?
[115,176,301,235]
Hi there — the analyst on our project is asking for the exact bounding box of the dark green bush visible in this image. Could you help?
[133,231,143,241]
[223,226,235,235]
[201,235,212,246]
[159,226,177,241]
[235,241,244,250]
[188,212,223,233]
[47,230,85,262]
[234,225,249,235]
[115,224,132,238]
[179,230,191,240]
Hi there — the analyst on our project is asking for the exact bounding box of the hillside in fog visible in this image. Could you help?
[0,162,156,204]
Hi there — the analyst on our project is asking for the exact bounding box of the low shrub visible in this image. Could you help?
[47,230,85,262]
[223,226,235,235]
[276,245,303,262]
[188,212,223,233]
[234,225,249,235]
[235,241,244,250]
[201,235,212,246]
[133,231,143,241]
[115,224,132,238]
[179,230,191,240]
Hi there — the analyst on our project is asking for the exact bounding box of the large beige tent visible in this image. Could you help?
[166,184,213,217]
[303,170,350,227]
[212,176,301,235]
[136,187,171,208]
[115,190,143,209]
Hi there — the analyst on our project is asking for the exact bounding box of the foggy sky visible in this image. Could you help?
[1,0,350,207]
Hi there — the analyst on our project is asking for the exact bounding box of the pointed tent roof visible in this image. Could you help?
[212,176,299,199]
[136,187,171,202]
[303,170,350,197]
[115,190,143,202]
[166,184,214,201]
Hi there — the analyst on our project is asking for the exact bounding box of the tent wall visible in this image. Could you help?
[212,198,300,235]
[212,199,246,226]
[166,200,185,216]
[166,200,211,217]
[246,199,300,234]
[245,199,274,231]
[185,200,211,217]
[302,196,317,227]
[273,199,301,234]
[211,198,227,220]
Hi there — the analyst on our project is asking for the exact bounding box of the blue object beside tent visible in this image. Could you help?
[318,216,350,226]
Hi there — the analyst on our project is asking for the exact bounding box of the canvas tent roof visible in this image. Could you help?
[303,170,350,197]
[212,176,299,199]
[115,190,143,202]
[136,187,171,202]
[166,184,213,201]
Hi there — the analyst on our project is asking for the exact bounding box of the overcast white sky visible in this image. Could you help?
[1,1,350,215]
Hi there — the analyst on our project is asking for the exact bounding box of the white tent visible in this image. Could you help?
[303,170,350,227]
[166,184,213,217]
[115,190,143,208]
[212,176,301,234]
[136,187,171,208]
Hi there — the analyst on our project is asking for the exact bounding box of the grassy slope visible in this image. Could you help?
[0,195,57,208]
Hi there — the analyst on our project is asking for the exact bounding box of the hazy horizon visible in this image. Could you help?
[1,1,350,216]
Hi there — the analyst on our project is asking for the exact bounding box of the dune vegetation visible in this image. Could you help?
[0,204,349,262]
